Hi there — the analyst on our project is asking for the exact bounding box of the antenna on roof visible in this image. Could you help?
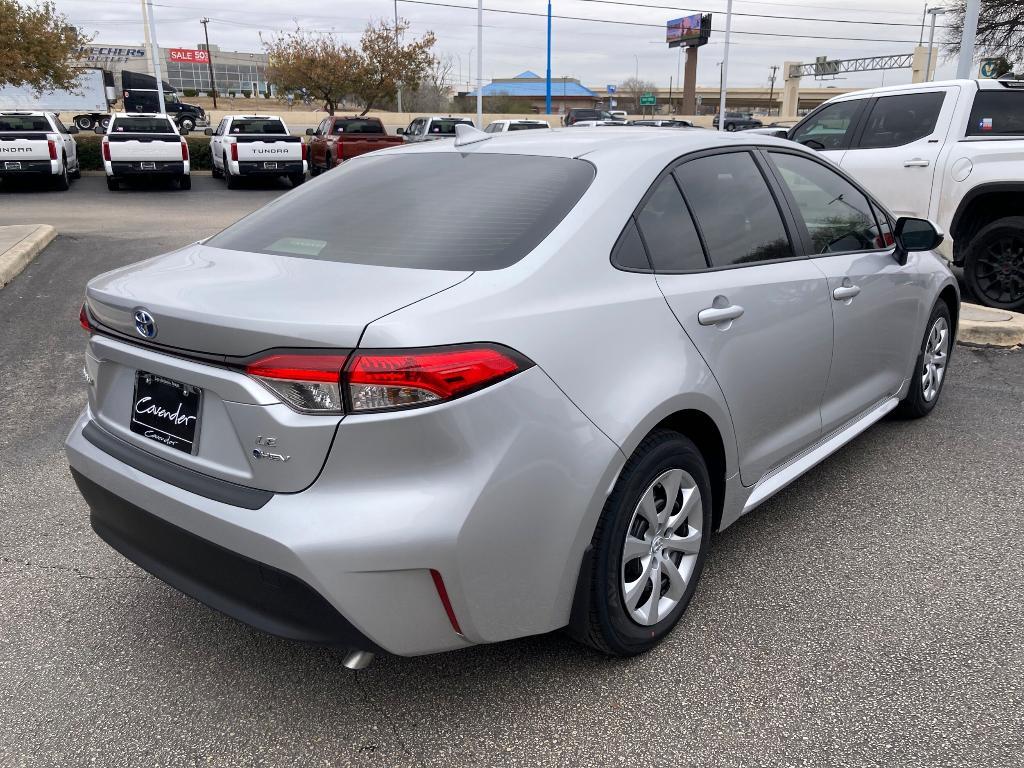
[454,123,494,147]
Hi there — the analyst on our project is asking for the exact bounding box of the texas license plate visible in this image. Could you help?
[263,161,278,169]
[130,371,202,454]
[140,161,156,170]
[4,162,21,170]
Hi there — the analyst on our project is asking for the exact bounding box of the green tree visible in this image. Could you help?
[0,0,90,91]
[263,29,362,115]
[351,20,436,115]
[944,0,1024,71]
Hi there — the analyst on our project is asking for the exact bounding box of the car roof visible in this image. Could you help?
[112,112,173,118]
[822,78,1012,103]
[382,125,798,165]
[228,114,283,120]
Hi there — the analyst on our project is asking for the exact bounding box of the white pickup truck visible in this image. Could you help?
[207,115,306,189]
[0,111,80,190]
[787,77,1024,310]
[101,112,190,191]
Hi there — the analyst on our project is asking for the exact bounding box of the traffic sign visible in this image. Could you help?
[606,84,617,93]
[640,92,656,106]
[979,58,1009,79]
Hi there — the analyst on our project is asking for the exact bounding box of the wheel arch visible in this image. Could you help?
[938,283,960,342]
[651,410,729,533]
[949,183,1024,265]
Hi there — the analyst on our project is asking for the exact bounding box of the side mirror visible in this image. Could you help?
[894,217,944,264]
[396,127,405,135]
[305,128,315,135]
[204,127,214,135]
[66,125,79,135]
[93,126,105,135]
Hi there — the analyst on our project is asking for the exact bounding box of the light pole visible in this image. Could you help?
[200,17,217,109]
[545,0,552,115]
[925,6,946,82]
[394,0,402,113]
[719,0,734,131]
[476,0,483,127]
[957,0,980,79]
[143,0,166,114]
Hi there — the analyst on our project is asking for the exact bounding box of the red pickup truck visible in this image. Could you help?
[305,116,402,174]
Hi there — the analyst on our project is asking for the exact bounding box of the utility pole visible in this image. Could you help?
[200,17,217,109]
[957,0,980,79]
[767,65,778,116]
[394,0,402,113]
[719,0,733,131]
[143,0,166,114]
[925,6,946,82]
[476,0,482,126]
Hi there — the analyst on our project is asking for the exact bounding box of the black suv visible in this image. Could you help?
[712,112,763,132]
[564,109,621,126]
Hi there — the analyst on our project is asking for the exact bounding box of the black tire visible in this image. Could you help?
[74,115,94,131]
[70,162,81,180]
[211,159,222,179]
[179,117,196,133]
[178,175,191,190]
[893,301,953,420]
[324,151,333,172]
[54,158,70,191]
[289,172,305,187]
[963,216,1024,311]
[725,123,736,132]
[106,176,119,191]
[224,154,239,189]
[100,117,110,130]
[309,152,320,177]
[575,430,713,656]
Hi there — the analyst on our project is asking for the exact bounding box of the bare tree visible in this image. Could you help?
[944,0,1024,70]
[618,77,657,113]
[403,53,455,113]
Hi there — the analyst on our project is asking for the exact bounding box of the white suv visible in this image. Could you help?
[789,78,1024,310]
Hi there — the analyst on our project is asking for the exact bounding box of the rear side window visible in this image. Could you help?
[508,123,547,131]
[208,153,595,271]
[791,100,863,150]
[857,92,945,149]
[610,219,651,271]
[0,115,51,131]
[967,91,1024,136]
[428,119,472,135]
[635,176,706,271]
[112,117,174,133]
[770,152,884,254]
[334,119,384,134]
[230,119,287,134]
[675,153,794,267]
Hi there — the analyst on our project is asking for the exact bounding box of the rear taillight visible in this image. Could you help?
[301,142,308,161]
[243,345,531,414]
[230,143,238,162]
[79,303,92,333]
[101,140,110,161]
[181,139,189,161]
[245,353,348,413]
[346,346,525,412]
[48,140,57,160]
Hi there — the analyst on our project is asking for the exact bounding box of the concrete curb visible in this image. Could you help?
[958,303,1024,348]
[0,225,57,288]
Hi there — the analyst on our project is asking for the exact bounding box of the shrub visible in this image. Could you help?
[242,90,252,98]
[73,135,213,172]
[182,89,198,98]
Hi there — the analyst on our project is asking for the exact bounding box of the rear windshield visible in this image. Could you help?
[967,90,1024,136]
[427,119,472,135]
[333,119,384,134]
[0,115,51,131]
[207,153,595,271]
[230,119,287,134]
[508,123,548,131]
[112,117,175,133]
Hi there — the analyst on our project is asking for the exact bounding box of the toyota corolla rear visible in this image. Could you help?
[65,145,623,659]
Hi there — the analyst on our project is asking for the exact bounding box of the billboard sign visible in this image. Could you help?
[169,48,210,64]
[666,14,710,48]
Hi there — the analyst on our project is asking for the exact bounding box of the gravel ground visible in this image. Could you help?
[0,178,1021,767]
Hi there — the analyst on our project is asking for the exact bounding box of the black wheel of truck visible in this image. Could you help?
[289,173,305,187]
[179,117,196,133]
[74,115,94,131]
[964,216,1024,312]
[54,156,70,191]
[106,176,119,191]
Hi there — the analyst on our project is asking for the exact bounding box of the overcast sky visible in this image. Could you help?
[58,0,960,91]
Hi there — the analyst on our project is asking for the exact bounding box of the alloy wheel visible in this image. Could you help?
[620,468,703,626]
[921,315,949,403]
[974,235,1024,307]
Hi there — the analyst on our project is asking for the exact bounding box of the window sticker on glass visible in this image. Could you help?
[265,238,327,257]
[979,117,993,132]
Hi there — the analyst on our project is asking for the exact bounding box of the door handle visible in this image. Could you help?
[903,158,930,167]
[698,304,745,326]
[833,284,861,301]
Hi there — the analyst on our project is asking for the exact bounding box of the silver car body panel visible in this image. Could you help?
[67,127,960,655]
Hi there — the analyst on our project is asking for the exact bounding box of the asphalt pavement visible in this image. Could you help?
[0,178,1021,767]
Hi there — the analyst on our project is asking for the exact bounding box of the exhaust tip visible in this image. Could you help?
[341,649,375,670]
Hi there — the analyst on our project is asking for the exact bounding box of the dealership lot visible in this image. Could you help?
[1,180,1021,767]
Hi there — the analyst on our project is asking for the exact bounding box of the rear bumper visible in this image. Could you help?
[109,161,187,176]
[237,160,303,175]
[0,160,53,175]
[65,366,622,656]
[73,468,381,650]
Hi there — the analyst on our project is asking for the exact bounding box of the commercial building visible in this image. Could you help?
[72,43,272,96]
[467,71,597,113]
